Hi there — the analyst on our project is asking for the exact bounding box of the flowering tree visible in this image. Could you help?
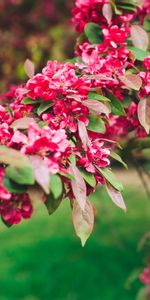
[0,0,150,250]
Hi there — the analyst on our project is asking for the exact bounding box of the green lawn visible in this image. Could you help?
[0,180,149,300]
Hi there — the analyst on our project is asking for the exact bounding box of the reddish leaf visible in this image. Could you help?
[78,121,89,150]
[102,3,113,24]
[69,163,86,210]
[137,97,150,134]
[28,185,45,210]
[24,59,35,78]
[67,94,81,102]
[0,146,31,168]
[119,74,142,91]
[11,117,34,131]
[83,74,113,81]
[72,199,94,246]
[29,155,50,194]
[84,100,110,116]
[106,181,126,211]
[131,25,149,51]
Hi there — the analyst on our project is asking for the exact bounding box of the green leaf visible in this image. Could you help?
[110,151,128,169]
[87,115,106,133]
[144,16,150,31]
[128,46,150,61]
[122,95,131,108]
[106,92,125,116]
[6,166,35,185]
[96,167,124,192]
[4,177,27,193]
[50,175,63,199]
[69,154,76,165]
[84,23,103,44]
[45,193,63,215]
[116,0,141,8]
[80,169,96,187]
[110,1,122,14]
[116,3,136,12]
[38,121,49,128]
[21,97,37,104]
[37,102,53,115]
[88,92,110,102]
[5,108,13,117]
[136,287,147,300]
[21,97,36,104]
[59,171,75,181]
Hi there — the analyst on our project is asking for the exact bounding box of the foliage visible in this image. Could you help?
[0,0,150,247]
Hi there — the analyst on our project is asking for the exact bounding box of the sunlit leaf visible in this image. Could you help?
[102,3,113,24]
[69,163,87,210]
[119,74,142,91]
[72,199,94,247]
[29,155,50,194]
[137,97,150,134]
[28,185,45,210]
[106,181,126,211]
[0,146,31,168]
[24,59,35,78]
[11,117,34,131]
[84,100,110,116]
[78,121,89,150]
[131,25,149,51]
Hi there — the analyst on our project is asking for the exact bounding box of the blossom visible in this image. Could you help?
[27,61,90,101]
[140,268,150,285]
[10,122,72,174]
[78,140,110,173]
[0,193,33,225]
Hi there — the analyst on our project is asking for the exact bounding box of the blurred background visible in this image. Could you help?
[0,1,150,299]
[0,0,75,92]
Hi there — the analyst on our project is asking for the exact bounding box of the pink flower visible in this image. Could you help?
[0,193,33,225]
[140,268,150,285]
[78,140,110,173]
[27,61,90,101]
[0,167,11,201]
[10,122,72,174]
[144,57,150,71]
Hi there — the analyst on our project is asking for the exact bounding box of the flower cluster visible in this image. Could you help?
[0,0,150,245]
[140,268,150,285]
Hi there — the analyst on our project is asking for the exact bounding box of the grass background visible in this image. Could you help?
[0,170,149,300]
